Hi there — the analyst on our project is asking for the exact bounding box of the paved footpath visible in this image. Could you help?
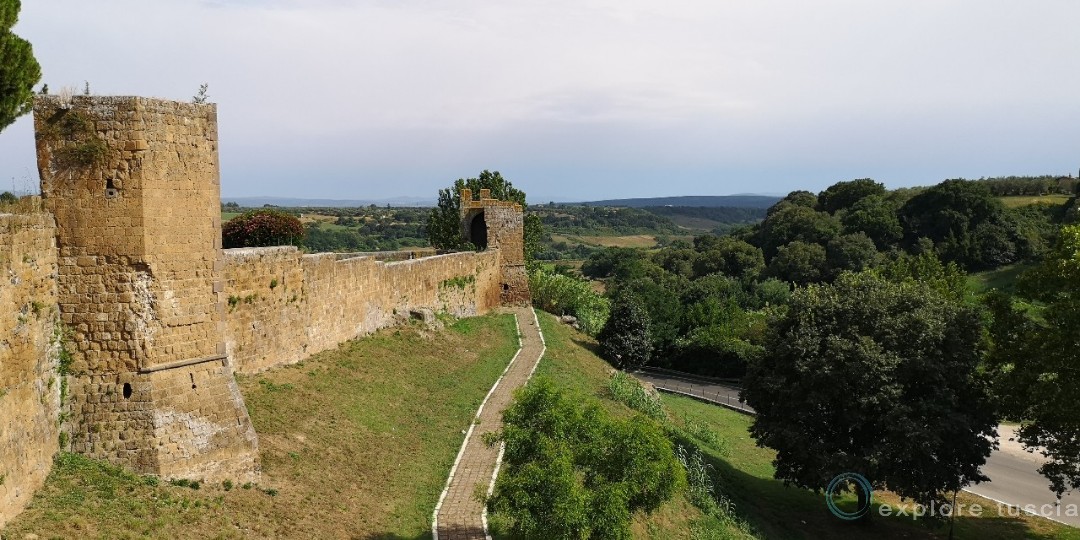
[432,306,546,540]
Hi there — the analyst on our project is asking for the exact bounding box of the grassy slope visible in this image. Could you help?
[664,394,1080,540]
[530,311,1080,539]
[999,195,1072,208]
[967,263,1035,295]
[7,310,1078,539]
[1,313,519,540]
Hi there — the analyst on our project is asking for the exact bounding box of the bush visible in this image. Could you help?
[489,379,684,539]
[606,371,664,420]
[529,269,610,335]
[222,209,304,248]
[598,292,652,370]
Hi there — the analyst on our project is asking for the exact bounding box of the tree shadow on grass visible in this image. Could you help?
[569,336,603,357]
[670,430,1056,540]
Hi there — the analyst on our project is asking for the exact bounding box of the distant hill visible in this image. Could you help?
[221,196,435,207]
[576,195,781,208]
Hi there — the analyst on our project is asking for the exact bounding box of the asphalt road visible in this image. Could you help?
[967,430,1080,527]
[633,370,1080,528]
[632,370,754,413]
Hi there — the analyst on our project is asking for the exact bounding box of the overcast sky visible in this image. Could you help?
[2,0,1078,201]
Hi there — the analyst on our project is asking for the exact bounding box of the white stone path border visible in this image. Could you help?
[431,307,546,540]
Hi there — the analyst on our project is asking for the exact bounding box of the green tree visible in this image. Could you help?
[0,190,16,204]
[582,247,649,280]
[222,209,304,248]
[743,272,997,517]
[0,0,41,131]
[755,205,840,259]
[426,170,541,257]
[765,241,826,285]
[598,291,653,370]
[825,232,879,278]
[692,236,765,280]
[817,178,886,214]
[652,246,697,279]
[898,179,1024,269]
[840,194,903,249]
[489,379,684,539]
[988,225,1080,496]
[876,250,968,303]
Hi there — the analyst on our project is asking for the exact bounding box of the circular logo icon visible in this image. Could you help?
[825,472,873,520]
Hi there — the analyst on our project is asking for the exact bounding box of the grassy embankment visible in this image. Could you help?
[7,309,1078,539]
[1,314,519,539]
[494,312,1080,539]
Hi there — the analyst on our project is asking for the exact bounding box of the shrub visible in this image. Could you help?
[529,268,610,335]
[489,379,684,539]
[598,292,652,370]
[222,209,304,248]
[606,371,664,421]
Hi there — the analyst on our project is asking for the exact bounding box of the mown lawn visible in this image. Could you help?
[1,313,520,539]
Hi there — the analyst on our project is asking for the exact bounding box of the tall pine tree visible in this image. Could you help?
[0,0,41,131]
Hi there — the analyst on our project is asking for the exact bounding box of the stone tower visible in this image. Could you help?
[33,96,258,482]
[460,188,531,305]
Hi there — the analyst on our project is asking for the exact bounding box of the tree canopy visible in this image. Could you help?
[0,0,40,132]
[426,170,540,257]
[489,379,683,538]
[743,272,997,513]
[987,225,1080,496]
[816,178,886,214]
[598,291,653,370]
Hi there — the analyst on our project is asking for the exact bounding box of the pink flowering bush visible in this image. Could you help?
[222,209,304,248]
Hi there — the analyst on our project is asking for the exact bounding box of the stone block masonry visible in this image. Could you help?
[460,189,531,305]
[222,247,502,374]
[0,210,61,527]
[0,94,532,529]
[33,96,259,486]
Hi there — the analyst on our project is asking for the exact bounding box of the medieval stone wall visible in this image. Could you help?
[222,247,502,374]
[0,94,532,528]
[0,211,60,527]
[34,96,258,484]
[460,189,531,305]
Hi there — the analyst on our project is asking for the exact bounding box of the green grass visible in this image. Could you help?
[2,313,520,539]
[495,311,750,539]
[967,263,1035,294]
[515,311,1080,539]
[999,195,1072,208]
[9,310,1079,539]
[662,393,1080,539]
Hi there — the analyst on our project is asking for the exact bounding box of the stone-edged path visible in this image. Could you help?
[432,306,546,540]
